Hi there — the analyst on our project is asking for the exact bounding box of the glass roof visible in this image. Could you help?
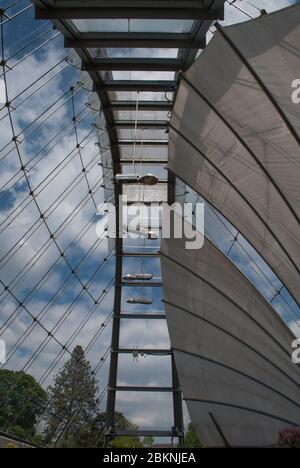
[123,183,168,202]
[113,110,170,121]
[122,164,168,179]
[117,128,169,141]
[2,0,299,449]
[108,71,176,81]
[108,91,172,101]
[119,145,168,159]
[91,48,179,59]
[72,19,195,34]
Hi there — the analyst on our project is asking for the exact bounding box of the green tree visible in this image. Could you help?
[143,436,154,447]
[110,436,144,448]
[184,423,203,448]
[108,414,155,448]
[0,369,47,440]
[45,345,98,447]
[83,411,144,448]
[108,413,144,448]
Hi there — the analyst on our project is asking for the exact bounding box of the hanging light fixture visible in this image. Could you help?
[115,173,158,185]
[139,174,158,186]
[123,274,136,281]
[147,230,159,240]
[140,227,159,240]
[123,273,153,281]
[127,297,153,305]
[115,174,140,183]
[135,273,153,280]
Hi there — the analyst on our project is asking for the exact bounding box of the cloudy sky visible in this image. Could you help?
[0,0,299,442]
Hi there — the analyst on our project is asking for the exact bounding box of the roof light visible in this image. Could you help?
[147,230,159,240]
[135,273,153,280]
[123,273,153,281]
[115,174,159,185]
[139,174,158,186]
[123,274,136,281]
[127,297,153,305]
[115,174,140,183]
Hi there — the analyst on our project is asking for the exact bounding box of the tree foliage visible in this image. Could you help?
[82,411,147,448]
[278,427,300,448]
[44,345,149,448]
[143,436,154,447]
[110,435,144,448]
[0,350,154,449]
[108,414,142,449]
[0,369,47,440]
[184,423,203,448]
[44,345,99,447]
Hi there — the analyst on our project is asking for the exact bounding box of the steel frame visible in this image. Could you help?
[32,0,225,448]
[35,1,224,20]
[65,33,206,49]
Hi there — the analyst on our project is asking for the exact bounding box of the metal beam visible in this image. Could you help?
[105,185,123,444]
[36,5,224,20]
[180,17,212,70]
[118,313,166,319]
[115,348,172,355]
[119,281,162,287]
[120,159,167,165]
[115,386,174,392]
[171,355,184,447]
[103,80,176,92]
[117,252,160,257]
[111,100,173,111]
[124,202,164,207]
[117,140,168,146]
[110,430,174,437]
[113,120,168,129]
[50,0,220,7]
[65,33,205,49]
[83,57,182,72]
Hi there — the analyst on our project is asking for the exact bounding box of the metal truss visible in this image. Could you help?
[32,0,225,447]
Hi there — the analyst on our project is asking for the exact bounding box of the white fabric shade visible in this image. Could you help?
[169,4,300,305]
[161,231,300,447]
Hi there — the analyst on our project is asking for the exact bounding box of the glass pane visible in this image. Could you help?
[73,19,194,34]
[117,128,168,141]
[123,183,168,202]
[117,354,171,387]
[108,91,173,101]
[114,110,170,121]
[109,71,175,81]
[90,48,178,58]
[119,146,168,159]
[122,164,168,180]
[122,256,162,279]
[122,234,161,253]
[72,19,127,33]
[131,19,194,33]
